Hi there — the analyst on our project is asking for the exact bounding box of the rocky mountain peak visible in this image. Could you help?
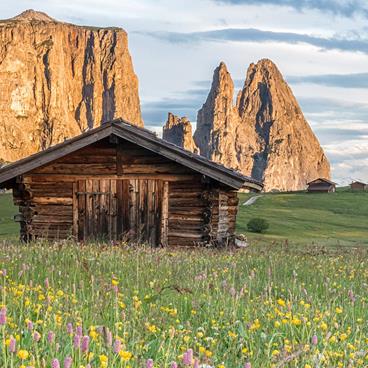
[191,59,331,191]
[11,9,55,22]
[0,10,142,163]
[163,113,197,152]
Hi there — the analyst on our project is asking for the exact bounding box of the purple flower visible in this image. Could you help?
[193,359,199,368]
[183,349,193,365]
[33,331,41,342]
[51,359,60,368]
[312,334,318,345]
[76,325,83,336]
[73,334,81,349]
[8,336,16,353]
[146,359,154,368]
[244,363,252,368]
[0,307,6,325]
[27,320,33,331]
[170,363,178,368]
[47,331,55,344]
[66,322,73,334]
[113,339,122,354]
[81,335,89,353]
[64,356,72,368]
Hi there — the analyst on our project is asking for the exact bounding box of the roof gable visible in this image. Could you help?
[307,178,336,186]
[0,119,262,191]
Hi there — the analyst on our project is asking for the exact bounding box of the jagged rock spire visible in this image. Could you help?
[163,113,197,152]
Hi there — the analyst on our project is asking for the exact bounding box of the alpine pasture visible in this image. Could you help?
[0,191,367,367]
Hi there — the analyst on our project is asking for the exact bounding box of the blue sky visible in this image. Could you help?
[1,0,368,184]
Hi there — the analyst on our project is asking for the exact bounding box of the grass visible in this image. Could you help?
[237,188,368,246]
[0,193,18,241]
[0,242,367,367]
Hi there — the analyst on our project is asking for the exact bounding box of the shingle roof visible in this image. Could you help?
[0,119,263,191]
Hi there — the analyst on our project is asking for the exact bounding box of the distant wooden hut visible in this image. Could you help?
[350,181,367,191]
[0,119,262,246]
[307,178,336,193]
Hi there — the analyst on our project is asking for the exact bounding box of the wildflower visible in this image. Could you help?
[51,359,60,368]
[27,320,33,331]
[0,307,6,325]
[45,278,50,288]
[81,336,90,353]
[47,331,55,344]
[183,349,193,365]
[277,299,286,307]
[33,331,41,342]
[113,339,122,353]
[99,355,108,367]
[76,325,83,336]
[8,336,16,353]
[66,322,73,334]
[73,334,81,348]
[335,307,343,314]
[17,350,29,360]
[348,290,356,303]
[170,363,178,368]
[119,350,132,361]
[311,335,318,345]
[244,363,251,368]
[194,360,200,368]
[146,359,154,368]
[64,357,72,368]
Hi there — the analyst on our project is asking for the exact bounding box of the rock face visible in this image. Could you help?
[0,10,143,162]
[162,113,197,152]
[194,59,330,191]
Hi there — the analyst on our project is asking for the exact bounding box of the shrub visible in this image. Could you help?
[247,218,269,233]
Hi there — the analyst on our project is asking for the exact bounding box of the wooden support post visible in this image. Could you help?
[160,181,169,247]
[72,182,78,238]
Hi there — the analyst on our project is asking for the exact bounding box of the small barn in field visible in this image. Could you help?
[0,120,262,246]
[350,181,367,191]
[307,178,336,193]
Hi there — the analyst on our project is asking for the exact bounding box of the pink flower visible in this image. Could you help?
[146,359,154,368]
[73,334,81,349]
[312,334,318,345]
[27,320,33,331]
[8,336,16,353]
[66,323,73,334]
[348,290,356,303]
[64,356,72,368]
[45,278,50,289]
[47,331,55,344]
[0,307,6,325]
[193,359,199,368]
[113,339,122,354]
[81,335,89,353]
[170,363,178,368]
[33,331,41,342]
[76,325,83,336]
[51,359,60,368]
[244,363,252,368]
[183,349,193,365]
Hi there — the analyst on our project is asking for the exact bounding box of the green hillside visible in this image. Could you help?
[237,188,368,246]
[1,189,367,245]
[0,192,18,240]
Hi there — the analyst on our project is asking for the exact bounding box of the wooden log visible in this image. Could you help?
[160,181,169,246]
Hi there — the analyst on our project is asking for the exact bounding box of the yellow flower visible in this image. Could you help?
[112,279,119,286]
[99,354,108,367]
[228,331,237,338]
[305,364,312,368]
[335,307,343,314]
[119,351,133,361]
[17,350,29,360]
[277,298,286,307]
[272,350,280,356]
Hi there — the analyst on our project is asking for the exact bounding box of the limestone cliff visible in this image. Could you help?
[194,59,330,191]
[162,113,197,152]
[0,10,143,162]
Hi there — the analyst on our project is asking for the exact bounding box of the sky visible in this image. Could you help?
[1,0,368,184]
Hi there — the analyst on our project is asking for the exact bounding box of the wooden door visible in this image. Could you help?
[73,179,168,246]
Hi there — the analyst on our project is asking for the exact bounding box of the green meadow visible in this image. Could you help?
[237,188,368,247]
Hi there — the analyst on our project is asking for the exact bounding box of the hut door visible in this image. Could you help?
[73,179,168,246]
[73,179,117,242]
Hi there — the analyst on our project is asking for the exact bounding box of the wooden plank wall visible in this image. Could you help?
[12,138,239,244]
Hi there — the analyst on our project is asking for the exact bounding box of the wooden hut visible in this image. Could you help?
[0,120,262,246]
[307,178,336,193]
[350,181,367,191]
